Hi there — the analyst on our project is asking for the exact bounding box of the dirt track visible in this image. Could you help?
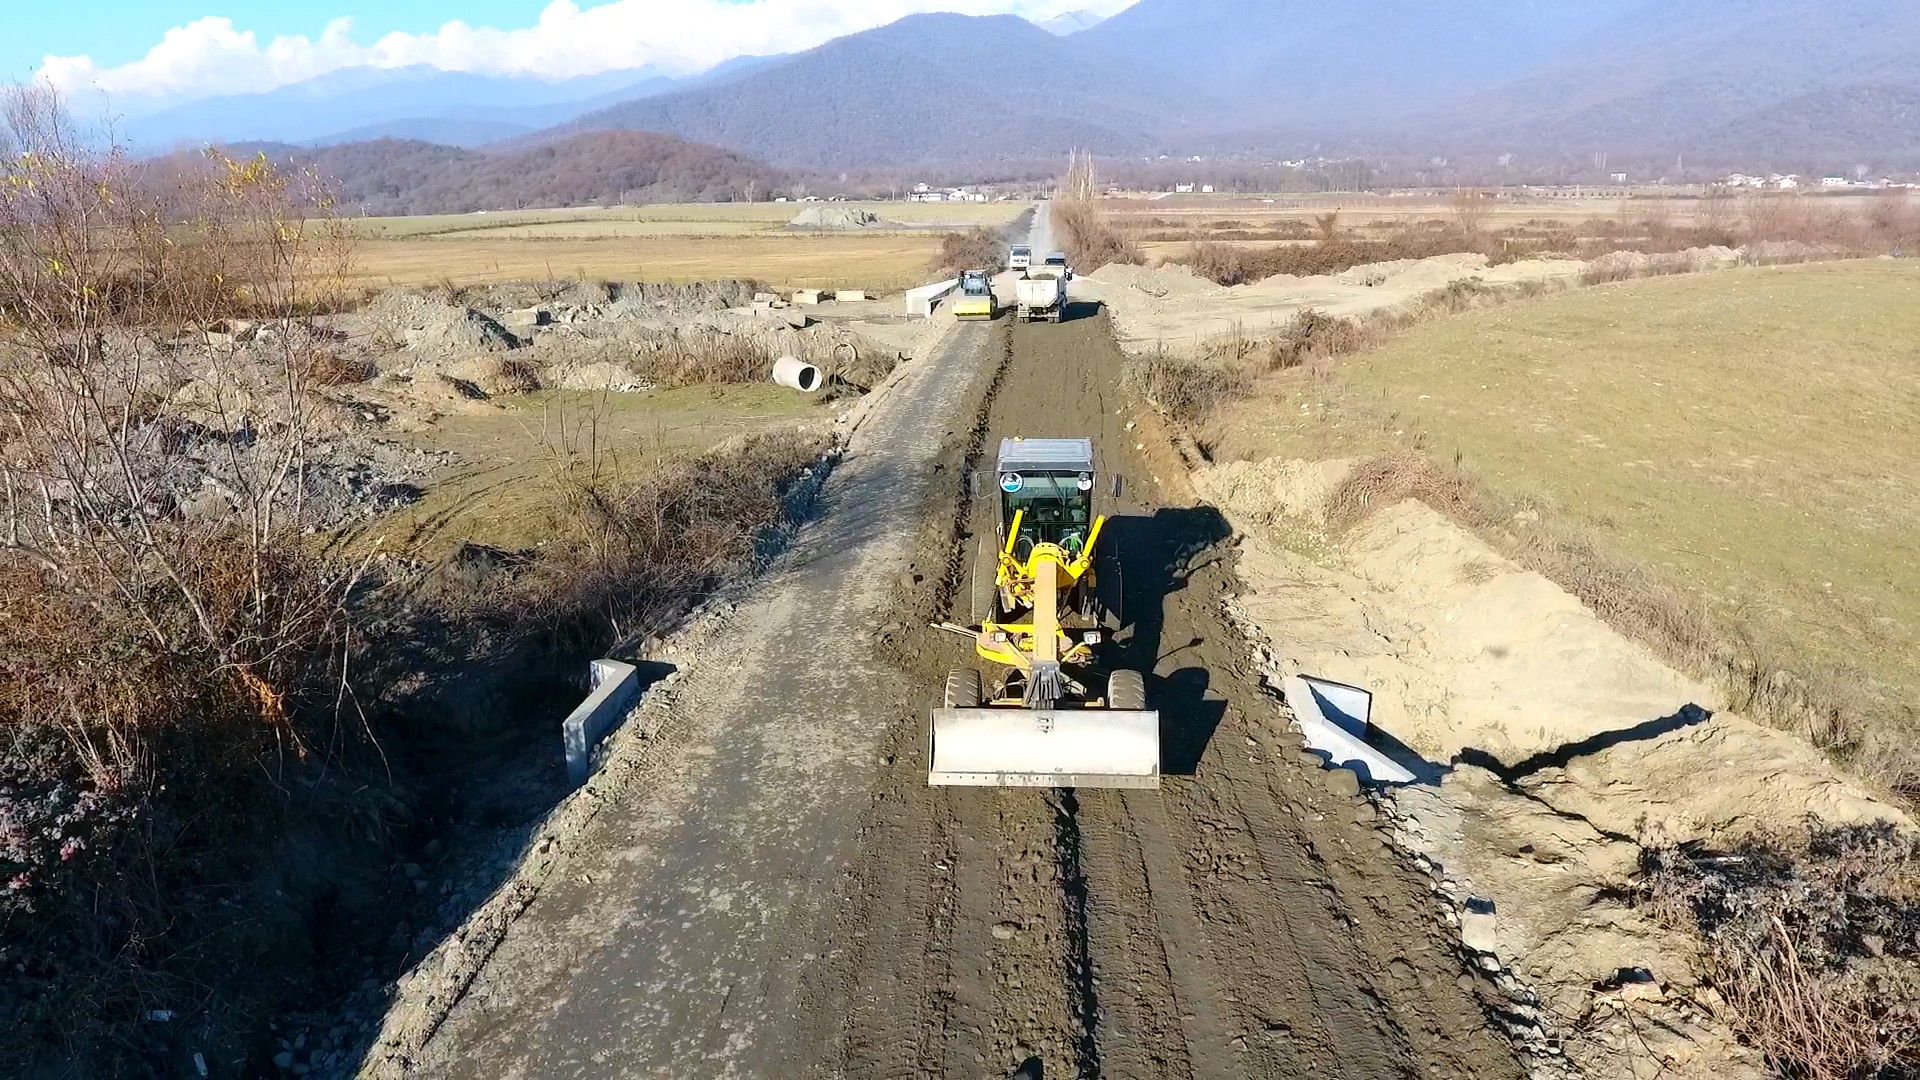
[810,307,1521,1079]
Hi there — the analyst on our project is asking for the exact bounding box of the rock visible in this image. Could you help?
[1322,768,1362,797]
[1461,900,1498,953]
[991,921,1019,941]
[272,1051,294,1070]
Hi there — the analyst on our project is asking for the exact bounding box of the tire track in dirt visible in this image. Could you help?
[1000,307,1523,1080]
[807,305,1520,1080]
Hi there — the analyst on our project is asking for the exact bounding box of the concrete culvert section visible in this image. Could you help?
[770,354,821,393]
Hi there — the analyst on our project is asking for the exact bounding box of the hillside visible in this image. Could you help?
[125,65,679,151]
[1421,0,1920,159]
[1076,0,1637,126]
[262,131,786,215]
[569,13,1216,167]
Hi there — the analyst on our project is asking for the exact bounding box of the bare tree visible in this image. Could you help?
[0,84,357,774]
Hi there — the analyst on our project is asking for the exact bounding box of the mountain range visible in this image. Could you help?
[125,0,1920,172]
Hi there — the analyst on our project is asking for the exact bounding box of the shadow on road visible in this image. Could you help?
[1101,506,1236,779]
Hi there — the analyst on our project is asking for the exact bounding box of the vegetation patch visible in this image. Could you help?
[1644,824,1919,1080]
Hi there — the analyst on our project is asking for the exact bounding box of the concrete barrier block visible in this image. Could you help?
[562,659,642,787]
[836,290,868,303]
[904,278,959,318]
[791,288,825,306]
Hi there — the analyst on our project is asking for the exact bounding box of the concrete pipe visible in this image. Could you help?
[771,355,823,393]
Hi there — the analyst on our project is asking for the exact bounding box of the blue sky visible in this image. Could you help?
[7,2,532,80]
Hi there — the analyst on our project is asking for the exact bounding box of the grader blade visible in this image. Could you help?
[928,707,1161,789]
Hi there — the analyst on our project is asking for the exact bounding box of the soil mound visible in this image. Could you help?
[786,206,901,230]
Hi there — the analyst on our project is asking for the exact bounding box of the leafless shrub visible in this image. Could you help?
[930,227,1003,275]
[1055,151,1143,270]
[1643,824,1920,1080]
[1450,188,1491,240]
[0,83,366,1070]
[1120,350,1250,426]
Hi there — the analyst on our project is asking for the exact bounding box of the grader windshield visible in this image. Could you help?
[996,438,1097,559]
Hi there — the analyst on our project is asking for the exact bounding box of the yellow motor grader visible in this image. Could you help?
[929,438,1160,789]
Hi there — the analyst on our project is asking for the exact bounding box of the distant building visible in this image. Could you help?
[1821,176,1849,188]
[908,190,945,202]
[1174,183,1195,193]
[1610,172,1629,183]
[1200,184,1215,193]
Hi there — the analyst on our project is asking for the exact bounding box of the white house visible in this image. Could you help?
[1174,183,1195,193]
[1200,184,1216,193]
[1821,176,1850,188]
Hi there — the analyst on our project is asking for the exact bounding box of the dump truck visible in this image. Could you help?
[953,269,997,320]
[929,438,1160,788]
[1014,264,1068,322]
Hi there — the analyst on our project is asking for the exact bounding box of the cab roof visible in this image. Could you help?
[997,437,1094,475]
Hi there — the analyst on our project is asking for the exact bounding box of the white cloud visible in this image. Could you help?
[39,0,1137,108]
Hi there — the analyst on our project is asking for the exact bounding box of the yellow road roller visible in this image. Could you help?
[952,269,997,320]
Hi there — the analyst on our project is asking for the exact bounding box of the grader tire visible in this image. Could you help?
[1108,669,1147,711]
[970,536,1000,623]
[944,668,984,709]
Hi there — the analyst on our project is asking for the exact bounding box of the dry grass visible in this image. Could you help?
[1644,824,1919,1080]
[350,233,947,292]
[344,200,1026,291]
[930,227,1006,275]
[1149,191,1920,287]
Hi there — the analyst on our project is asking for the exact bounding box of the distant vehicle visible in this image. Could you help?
[954,270,997,320]
[1043,251,1072,280]
[1015,262,1068,322]
[1008,245,1032,274]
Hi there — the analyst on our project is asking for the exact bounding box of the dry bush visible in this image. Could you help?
[307,348,377,385]
[1260,308,1379,370]
[1177,232,1488,284]
[930,227,1004,275]
[0,84,369,1072]
[1120,351,1250,426]
[1644,824,1919,1080]
[1054,151,1143,270]
[1325,452,1480,530]
[631,329,767,387]
[515,431,828,649]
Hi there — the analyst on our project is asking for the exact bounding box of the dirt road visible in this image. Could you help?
[808,308,1520,1080]
[394,296,1518,1079]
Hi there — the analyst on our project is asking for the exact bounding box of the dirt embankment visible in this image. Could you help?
[1189,456,1911,1079]
[1078,244,1820,354]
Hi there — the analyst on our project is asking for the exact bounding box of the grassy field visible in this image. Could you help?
[1105,191,1886,233]
[1213,259,1919,728]
[347,201,1026,290]
[345,385,824,559]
